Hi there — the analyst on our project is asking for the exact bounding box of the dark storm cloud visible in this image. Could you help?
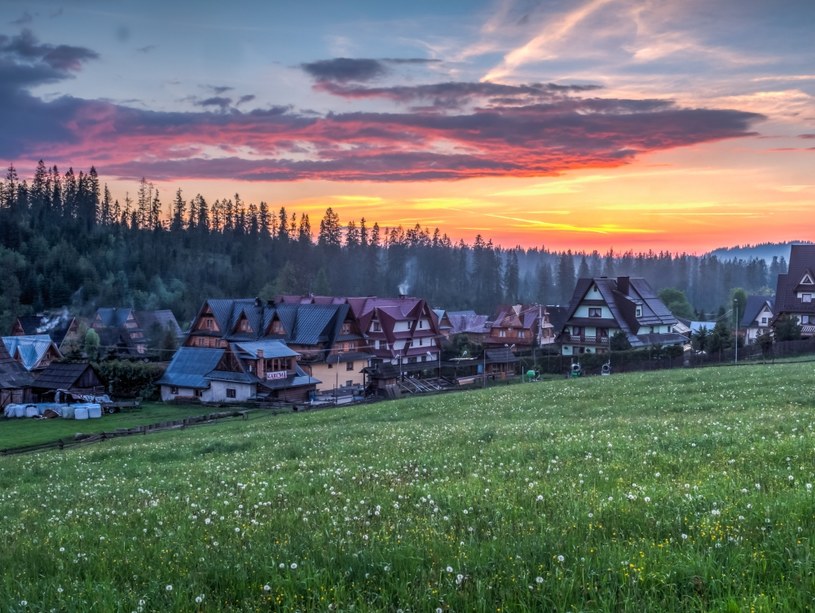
[196,96,233,110]
[301,58,388,83]
[315,80,603,110]
[0,35,765,184]
[0,29,98,71]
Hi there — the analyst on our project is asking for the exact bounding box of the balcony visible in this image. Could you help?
[564,334,609,345]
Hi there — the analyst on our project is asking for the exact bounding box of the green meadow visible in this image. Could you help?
[1,363,813,612]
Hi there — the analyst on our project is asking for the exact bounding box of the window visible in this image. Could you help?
[635,306,643,318]
[271,320,284,334]
[226,388,237,399]
[238,318,252,332]
[761,317,768,325]
[195,389,203,398]
[205,318,213,329]
[346,361,354,371]
[372,321,382,332]
[341,322,351,334]
[572,326,582,336]
[346,380,353,387]
[588,307,601,318]
[170,386,178,395]
[802,294,812,303]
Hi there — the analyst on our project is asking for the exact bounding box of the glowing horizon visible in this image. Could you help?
[1,0,813,253]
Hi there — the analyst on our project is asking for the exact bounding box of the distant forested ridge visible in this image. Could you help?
[0,162,788,332]
[709,242,811,263]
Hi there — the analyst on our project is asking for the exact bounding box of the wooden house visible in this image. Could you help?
[91,307,182,358]
[0,341,34,408]
[486,304,555,349]
[186,298,368,393]
[11,310,82,353]
[32,362,105,401]
[772,244,815,338]
[1,335,62,371]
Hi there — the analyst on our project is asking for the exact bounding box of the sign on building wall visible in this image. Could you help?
[266,371,287,380]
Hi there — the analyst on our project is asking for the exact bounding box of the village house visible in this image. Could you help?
[485,304,555,350]
[1,335,63,371]
[559,276,685,356]
[740,296,774,344]
[157,340,319,403]
[772,244,815,338]
[0,341,34,408]
[186,297,368,393]
[91,307,182,358]
[31,362,106,402]
[10,310,82,353]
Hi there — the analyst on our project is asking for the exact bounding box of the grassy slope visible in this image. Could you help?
[1,363,814,612]
[0,404,236,449]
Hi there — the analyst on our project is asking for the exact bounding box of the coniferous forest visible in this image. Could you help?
[0,162,787,332]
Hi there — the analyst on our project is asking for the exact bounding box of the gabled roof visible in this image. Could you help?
[0,342,34,389]
[774,244,815,316]
[741,296,774,327]
[491,304,542,330]
[94,307,137,328]
[1,335,62,371]
[562,276,678,345]
[15,312,76,345]
[446,310,490,335]
[136,309,183,337]
[32,362,102,390]
[157,347,225,389]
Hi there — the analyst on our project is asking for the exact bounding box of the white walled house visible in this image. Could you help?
[559,276,686,356]
[740,296,774,344]
[157,342,319,403]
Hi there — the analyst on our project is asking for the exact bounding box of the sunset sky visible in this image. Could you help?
[1,0,813,253]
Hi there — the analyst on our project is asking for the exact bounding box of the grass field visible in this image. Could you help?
[1,363,813,612]
[0,404,234,450]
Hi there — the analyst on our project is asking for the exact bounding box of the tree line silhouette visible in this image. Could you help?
[0,162,787,332]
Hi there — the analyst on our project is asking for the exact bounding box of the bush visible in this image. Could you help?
[95,359,166,400]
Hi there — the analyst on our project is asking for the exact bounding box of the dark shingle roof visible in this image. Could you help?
[562,277,677,345]
[32,362,101,390]
[774,245,815,317]
[157,347,225,389]
[741,296,774,327]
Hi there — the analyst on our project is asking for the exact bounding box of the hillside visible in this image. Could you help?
[1,363,813,611]
[708,241,811,263]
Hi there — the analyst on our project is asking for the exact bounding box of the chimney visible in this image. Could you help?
[617,276,630,295]
[256,348,265,378]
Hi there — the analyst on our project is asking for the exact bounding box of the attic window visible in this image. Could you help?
[372,321,382,332]
[802,273,814,284]
[635,306,643,318]
[238,318,252,332]
[271,320,284,334]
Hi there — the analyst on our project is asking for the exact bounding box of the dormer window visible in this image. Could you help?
[635,306,643,318]
[271,320,284,335]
